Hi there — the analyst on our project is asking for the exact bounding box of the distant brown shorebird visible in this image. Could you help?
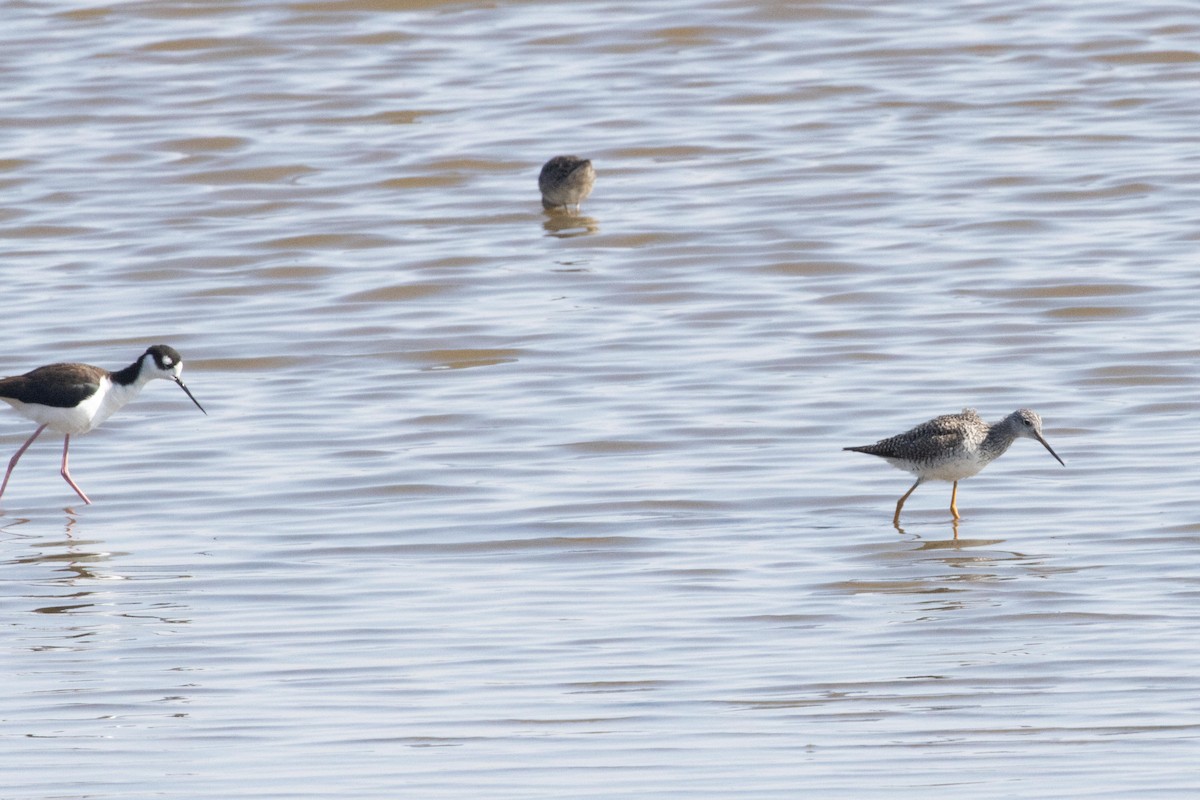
[538,155,595,212]
[844,408,1064,524]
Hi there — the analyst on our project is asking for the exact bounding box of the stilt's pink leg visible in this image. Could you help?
[1,424,49,502]
[59,434,92,505]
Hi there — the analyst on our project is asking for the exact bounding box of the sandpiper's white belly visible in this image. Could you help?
[886,452,988,482]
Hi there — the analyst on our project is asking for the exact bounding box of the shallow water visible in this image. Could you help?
[3,1,1200,797]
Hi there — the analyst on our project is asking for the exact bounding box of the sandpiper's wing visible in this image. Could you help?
[845,409,981,460]
[540,156,587,191]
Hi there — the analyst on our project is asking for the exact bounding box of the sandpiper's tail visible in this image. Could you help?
[843,443,890,457]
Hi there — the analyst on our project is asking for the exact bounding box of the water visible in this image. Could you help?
[3,1,1200,797]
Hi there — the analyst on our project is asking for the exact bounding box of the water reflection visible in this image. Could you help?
[7,517,115,580]
[830,528,1048,606]
[542,212,599,237]
[5,515,196,659]
[894,517,962,540]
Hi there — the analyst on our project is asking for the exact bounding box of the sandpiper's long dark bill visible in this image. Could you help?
[538,155,596,212]
[0,344,205,505]
[844,408,1064,524]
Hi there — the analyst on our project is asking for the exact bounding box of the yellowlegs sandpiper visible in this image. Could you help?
[0,345,206,504]
[844,408,1064,524]
[539,155,595,212]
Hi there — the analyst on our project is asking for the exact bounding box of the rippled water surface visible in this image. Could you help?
[3,1,1200,797]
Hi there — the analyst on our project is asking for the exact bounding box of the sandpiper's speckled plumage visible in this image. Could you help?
[538,155,595,212]
[845,408,1064,524]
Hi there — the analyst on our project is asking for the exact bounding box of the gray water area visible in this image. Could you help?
[2,1,1200,797]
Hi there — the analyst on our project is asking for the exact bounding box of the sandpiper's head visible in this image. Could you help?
[1010,408,1063,466]
[142,345,206,415]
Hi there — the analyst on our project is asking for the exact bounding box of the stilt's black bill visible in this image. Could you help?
[175,377,207,415]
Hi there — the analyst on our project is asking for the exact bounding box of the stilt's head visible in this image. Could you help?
[142,345,206,415]
[1009,408,1063,466]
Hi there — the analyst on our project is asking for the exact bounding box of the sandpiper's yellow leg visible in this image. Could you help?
[893,478,922,525]
[949,480,960,520]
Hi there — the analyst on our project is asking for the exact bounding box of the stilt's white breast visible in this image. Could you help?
[1,375,136,435]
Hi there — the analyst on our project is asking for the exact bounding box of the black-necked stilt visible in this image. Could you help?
[0,344,206,505]
[539,155,596,213]
[845,408,1065,525]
